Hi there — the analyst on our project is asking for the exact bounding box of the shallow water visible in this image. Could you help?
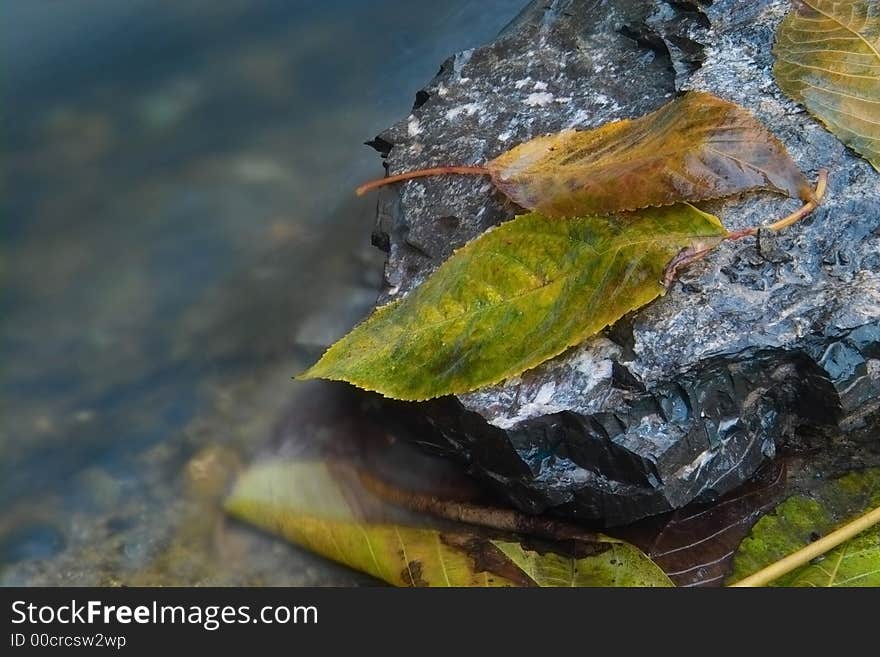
[1,0,526,585]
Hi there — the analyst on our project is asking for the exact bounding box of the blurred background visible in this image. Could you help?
[0,0,525,585]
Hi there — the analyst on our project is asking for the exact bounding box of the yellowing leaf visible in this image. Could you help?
[487,91,811,216]
[241,513,520,587]
[774,0,880,170]
[492,540,672,587]
[224,461,516,586]
[729,468,880,586]
[299,204,727,400]
[225,460,671,587]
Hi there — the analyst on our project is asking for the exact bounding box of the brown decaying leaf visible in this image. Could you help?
[488,91,813,215]
[357,91,812,216]
[615,461,788,587]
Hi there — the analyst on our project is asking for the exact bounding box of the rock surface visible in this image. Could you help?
[367,0,880,524]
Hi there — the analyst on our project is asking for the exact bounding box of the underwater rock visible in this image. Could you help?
[367,0,880,524]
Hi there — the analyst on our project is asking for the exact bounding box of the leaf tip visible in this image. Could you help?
[294,361,324,382]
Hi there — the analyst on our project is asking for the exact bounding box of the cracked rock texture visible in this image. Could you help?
[367,0,880,525]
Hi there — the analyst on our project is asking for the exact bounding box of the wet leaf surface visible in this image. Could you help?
[300,205,727,400]
[493,539,672,587]
[487,91,811,216]
[616,461,788,587]
[225,385,880,587]
[225,461,516,586]
[728,468,880,586]
[774,0,880,170]
[224,458,670,587]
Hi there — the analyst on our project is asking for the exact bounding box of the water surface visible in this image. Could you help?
[1,0,525,585]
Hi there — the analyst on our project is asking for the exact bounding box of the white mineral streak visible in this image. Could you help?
[465,338,623,429]
[445,102,483,120]
[524,91,555,107]
[406,116,422,137]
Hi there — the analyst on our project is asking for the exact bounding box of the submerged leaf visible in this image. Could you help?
[224,461,516,586]
[774,0,880,171]
[729,468,880,586]
[299,204,727,400]
[618,461,788,587]
[493,540,672,587]
[487,91,811,216]
[225,460,670,587]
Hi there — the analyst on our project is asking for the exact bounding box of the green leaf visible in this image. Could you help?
[299,205,727,400]
[774,0,880,171]
[487,91,812,216]
[225,460,672,587]
[492,540,672,587]
[729,468,880,586]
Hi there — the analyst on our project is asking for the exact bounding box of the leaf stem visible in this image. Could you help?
[767,167,829,231]
[355,165,490,196]
[661,244,718,288]
[661,169,828,287]
[358,469,602,543]
[729,503,880,587]
[727,168,829,241]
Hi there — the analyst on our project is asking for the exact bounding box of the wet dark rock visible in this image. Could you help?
[367,0,880,524]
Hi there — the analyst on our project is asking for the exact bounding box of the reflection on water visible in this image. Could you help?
[0,0,525,584]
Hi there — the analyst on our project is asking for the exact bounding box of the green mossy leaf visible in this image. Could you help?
[729,468,880,586]
[492,540,672,587]
[299,205,727,400]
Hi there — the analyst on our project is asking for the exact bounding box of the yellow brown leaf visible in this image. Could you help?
[487,91,812,216]
[774,0,880,171]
